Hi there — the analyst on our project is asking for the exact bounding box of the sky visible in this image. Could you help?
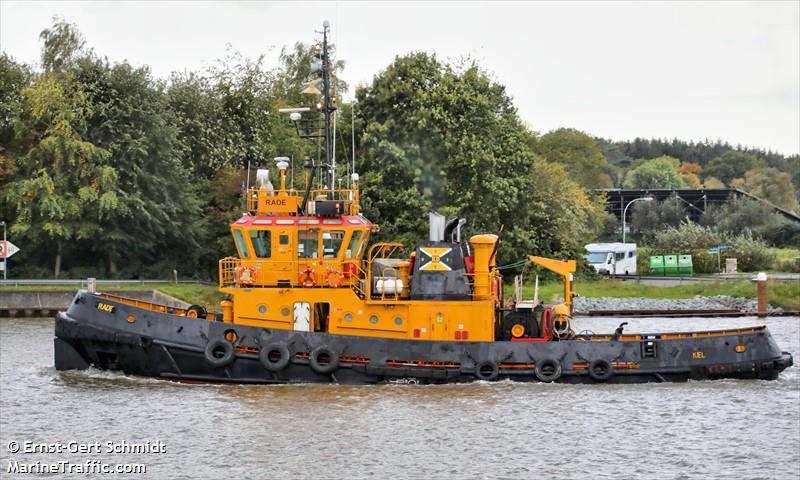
[2,1,799,156]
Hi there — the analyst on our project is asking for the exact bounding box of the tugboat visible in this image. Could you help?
[54,23,793,384]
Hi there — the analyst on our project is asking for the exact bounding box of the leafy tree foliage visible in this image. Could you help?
[629,196,688,240]
[699,196,783,236]
[702,151,765,185]
[535,128,613,189]
[4,73,119,276]
[1,18,795,280]
[623,156,686,189]
[355,53,607,263]
[731,167,798,212]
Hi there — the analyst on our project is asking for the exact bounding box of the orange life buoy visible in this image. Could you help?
[237,266,256,285]
[541,307,553,338]
[299,267,318,288]
[324,267,345,288]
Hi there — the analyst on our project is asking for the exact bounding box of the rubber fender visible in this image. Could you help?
[475,361,500,381]
[260,343,291,372]
[204,339,235,368]
[588,359,614,382]
[309,346,340,374]
[534,357,562,382]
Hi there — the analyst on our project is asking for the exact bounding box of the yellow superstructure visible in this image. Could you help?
[217,160,500,342]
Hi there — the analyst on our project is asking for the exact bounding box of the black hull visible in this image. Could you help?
[55,292,793,385]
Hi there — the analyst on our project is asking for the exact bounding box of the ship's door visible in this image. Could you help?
[297,228,321,283]
[293,302,311,331]
[273,228,295,286]
[430,310,446,340]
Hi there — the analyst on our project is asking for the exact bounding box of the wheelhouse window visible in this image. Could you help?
[298,230,319,259]
[345,230,362,259]
[322,230,345,258]
[249,230,271,258]
[233,229,250,259]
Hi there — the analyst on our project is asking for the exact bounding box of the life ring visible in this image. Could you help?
[204,339,235,368]
[299,267,318,288]
[541,308,553,338]
[186,304,206,319]
[259,342,291,372]
[309,346,339,374]
[324,267,345,288]
[588,359,614,382]
[237,266,256,286]
[535,357,562,382]
[475,361,499,381]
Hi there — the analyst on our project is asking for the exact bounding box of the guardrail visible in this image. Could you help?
[0,279,216,287]
[613,274,799,283]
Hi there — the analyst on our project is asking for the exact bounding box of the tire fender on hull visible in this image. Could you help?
[475,361,500,381]
[535,357,562,382]
[260,343,292,372]
[205,339,235,368]
[309,346,340,374]
[588,359,614,382]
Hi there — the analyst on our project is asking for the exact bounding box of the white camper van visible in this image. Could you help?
[585,243,637,275]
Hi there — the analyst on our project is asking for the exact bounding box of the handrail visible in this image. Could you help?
[218,257,370,293]
[246,187,359,214]
[0,279,216,287]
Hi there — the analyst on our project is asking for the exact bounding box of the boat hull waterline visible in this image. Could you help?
[55,292,793,384]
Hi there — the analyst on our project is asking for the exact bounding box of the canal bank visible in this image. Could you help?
[0,290,189,318]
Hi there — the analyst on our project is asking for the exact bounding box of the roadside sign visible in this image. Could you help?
[0,240,20,258]
[707,245,730,254]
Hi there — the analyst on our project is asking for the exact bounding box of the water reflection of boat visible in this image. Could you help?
[54,22,793,385]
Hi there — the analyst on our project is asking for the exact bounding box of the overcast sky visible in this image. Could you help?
[2,1,798,155]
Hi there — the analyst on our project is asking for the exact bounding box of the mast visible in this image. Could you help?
[321,20,334,192]
[282,20,337,213]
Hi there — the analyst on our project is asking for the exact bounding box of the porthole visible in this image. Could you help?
[369,315,379,325]
[344,313,353,322]
[281,307,290,317]
[394,316,403,326]
[224,329,238,342]
[258,304,268,314]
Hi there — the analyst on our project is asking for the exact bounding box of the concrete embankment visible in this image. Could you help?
[0,290,189,317]
[573,295,783,316]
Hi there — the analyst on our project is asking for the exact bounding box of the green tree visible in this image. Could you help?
[535,128,613,189]
[732,167,798,212]
[39,18,88,73]
[75,56,202,275]
[699,196,783,235]
[355,53,608,262]
[4,74,119,277]
[623,155,686,189]
[630,196,688,239]
[703,151,765,185]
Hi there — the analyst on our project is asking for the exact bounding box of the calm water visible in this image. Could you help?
[1,316,798,480]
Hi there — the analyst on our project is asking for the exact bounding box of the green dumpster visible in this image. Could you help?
[664,255,679,276]
[678,255,693,276]
[649,256,665,276]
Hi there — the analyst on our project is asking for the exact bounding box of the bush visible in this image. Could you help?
[761,220,800,247]
[642,222,776,273]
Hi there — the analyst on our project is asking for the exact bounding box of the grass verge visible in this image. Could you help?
[518,278,800,311]
[0,283,224,309]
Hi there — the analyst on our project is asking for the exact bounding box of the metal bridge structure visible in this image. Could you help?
[598,188,800,224]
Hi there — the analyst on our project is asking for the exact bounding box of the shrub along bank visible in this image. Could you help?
[634,223,791,274]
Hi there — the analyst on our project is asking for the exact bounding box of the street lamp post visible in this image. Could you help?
[622,197,654,244]
[1,220,6,280]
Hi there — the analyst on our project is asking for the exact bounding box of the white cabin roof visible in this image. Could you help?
[585,242,636,253]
